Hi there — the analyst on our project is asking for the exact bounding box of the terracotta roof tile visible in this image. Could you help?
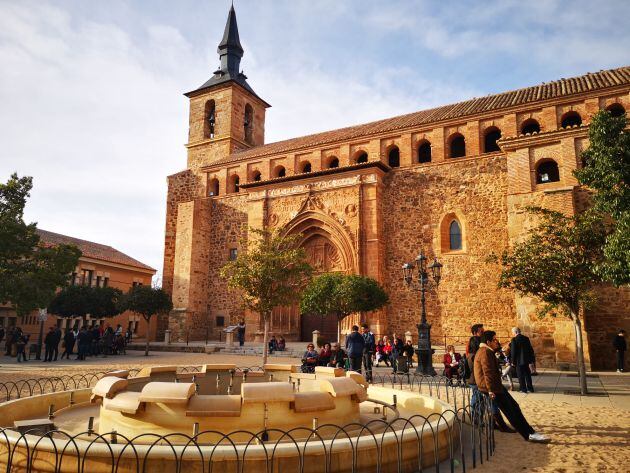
[207,66,629,167]
[37,229,156,272]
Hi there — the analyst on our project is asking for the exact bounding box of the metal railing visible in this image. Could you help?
[0,385,495,473]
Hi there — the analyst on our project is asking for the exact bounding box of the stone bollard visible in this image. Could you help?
[405,331,413,343]
[225,330,234,347]
[164,329,171,345]
[312,330,320,347]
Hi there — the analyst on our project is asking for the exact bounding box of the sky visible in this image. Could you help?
[1,0,629,279]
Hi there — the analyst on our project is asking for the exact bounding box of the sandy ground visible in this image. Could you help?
[1,351,629,472]
[477,399,630,473]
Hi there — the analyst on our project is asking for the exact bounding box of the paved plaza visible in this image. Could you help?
[1,350,629,471]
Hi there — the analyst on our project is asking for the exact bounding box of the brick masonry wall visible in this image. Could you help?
[381,154,516,344]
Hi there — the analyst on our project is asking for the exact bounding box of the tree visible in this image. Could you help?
[574,110,630,286]
[220,228,312,364]
[495,207,606,394]
[48,285,123,324]
[119,285,173,356]
[0,174,81,314]
[300,273,389,342]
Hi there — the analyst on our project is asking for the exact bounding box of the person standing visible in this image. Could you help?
[345,325,365,373]
[52,326,62,361]
[361,324,375,382]
[509,327,535,393]
[475,331,548,442]
[391,333,404,373]
[613,329,627,373]
[61,328,75,359]
[44,327,56,362]
[16,331,29,362]
[237,321,246,347]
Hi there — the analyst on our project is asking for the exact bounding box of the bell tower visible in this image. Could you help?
[184,5,270,170]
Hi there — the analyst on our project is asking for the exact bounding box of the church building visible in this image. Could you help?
[162,6,630,370]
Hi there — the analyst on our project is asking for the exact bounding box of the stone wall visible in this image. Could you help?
[381,154,516,344]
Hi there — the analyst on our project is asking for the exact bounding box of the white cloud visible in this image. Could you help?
[0,0,626,280]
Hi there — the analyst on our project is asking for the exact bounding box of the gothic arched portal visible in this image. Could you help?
[272,210,357,342]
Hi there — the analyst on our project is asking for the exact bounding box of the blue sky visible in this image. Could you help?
[1,0,628,278]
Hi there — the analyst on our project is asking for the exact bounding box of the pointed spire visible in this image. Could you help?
[185,4,270,107]
[217,5,243,76]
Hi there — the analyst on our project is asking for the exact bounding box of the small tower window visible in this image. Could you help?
[328,157,339,169]
[252,170,262,182]
[418,141,431,163]
[388,146,400,167]
[208,178,220,197]
[449,220,462,251]
[536,160,560,184]
[273,165,286,178]
[228,175,240,193]
[244,104,254,144]
[560,111,582,128]
[520,119,540,135]
[229,248,238,261]
[483,127,501,153]
[301,161,312,173]
[205,100,216,138]
[355,151,368,164]
[449,133,466,158]
[606,103,625,117]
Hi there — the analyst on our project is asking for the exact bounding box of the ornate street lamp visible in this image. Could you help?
[402,251,443,375]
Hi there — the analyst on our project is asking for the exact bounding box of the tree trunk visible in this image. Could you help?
[571,311,588,395]
[262,316,269,365]
[144,315,151,356]
[337,316,341,344]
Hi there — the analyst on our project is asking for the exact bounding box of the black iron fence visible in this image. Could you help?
[0,399,495,473]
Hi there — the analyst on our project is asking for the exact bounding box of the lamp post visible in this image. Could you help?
[402,251,442,375]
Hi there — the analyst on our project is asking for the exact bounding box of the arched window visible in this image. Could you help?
[205,100,216,138]
[244,104,254,144]
[607,103,626,117]
[536,160,560,184]
[449,220,462,251]
[273,165,286,178]
[483,127,501,153]
[520,118,541,135]
[417,141,431,163]
[228,175,240,193]
[560,111,582,128]
[327,157,339,169]
[355,151,368,164]
[207,178,219,197]
[449,133,466,158]
[388,146,400,167]
[300,161,312,173]
[252,170,262,182]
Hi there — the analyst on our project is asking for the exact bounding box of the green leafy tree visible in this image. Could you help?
[300,273,389,342]
[574,110,630,285]
[495,208,606,394]
[48,285,123,324]
[119,285,173,356]
[220,228,313,364]
[0,174,81,314]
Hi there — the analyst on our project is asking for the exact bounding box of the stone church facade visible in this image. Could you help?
[162,6,630,369]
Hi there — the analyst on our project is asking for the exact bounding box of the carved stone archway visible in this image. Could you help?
[278,210,358,342]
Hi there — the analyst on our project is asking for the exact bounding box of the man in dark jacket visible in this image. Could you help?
[613,329,627,373]
[44,327,56,362]
[345,325,365,373]
[361,323,375,382]
[475,331,549,443]
[510,327,535,393]
[52,326,62,361]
